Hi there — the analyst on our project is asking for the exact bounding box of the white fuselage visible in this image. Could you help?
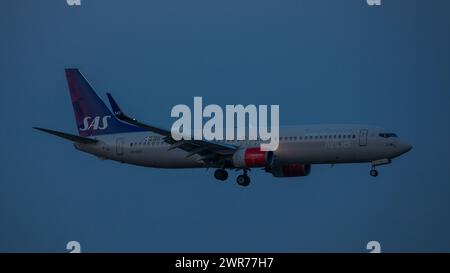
[74,124,412,169]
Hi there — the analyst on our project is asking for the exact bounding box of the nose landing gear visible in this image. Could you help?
[370,168,378,177]
[369,158,391,177]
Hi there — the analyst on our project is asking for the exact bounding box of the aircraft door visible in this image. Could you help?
[359,129,368,146]
[116,138,124,156]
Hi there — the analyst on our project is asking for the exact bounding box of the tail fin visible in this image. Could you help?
[65,69,144,136]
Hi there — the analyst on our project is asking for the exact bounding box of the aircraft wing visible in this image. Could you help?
[106,93,238,165]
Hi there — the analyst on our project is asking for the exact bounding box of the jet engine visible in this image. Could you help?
[232,147,274,168]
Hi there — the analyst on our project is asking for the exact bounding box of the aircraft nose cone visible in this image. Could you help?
[400,142,412,154]
[405,143,412,152]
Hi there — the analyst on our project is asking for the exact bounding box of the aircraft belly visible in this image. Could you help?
[127,147,204,168]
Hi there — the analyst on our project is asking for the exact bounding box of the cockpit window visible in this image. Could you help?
[379,133,398,138]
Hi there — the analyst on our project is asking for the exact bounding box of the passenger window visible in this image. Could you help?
[379,133,398,138]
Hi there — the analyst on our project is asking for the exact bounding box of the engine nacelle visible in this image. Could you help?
[232,147,274,168]
[267,163,311,177]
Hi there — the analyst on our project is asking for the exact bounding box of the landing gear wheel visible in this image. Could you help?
[214,169,228,181]
[236,174,250,187]
[370,169,378,177]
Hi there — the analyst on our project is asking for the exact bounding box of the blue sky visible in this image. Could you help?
[1,0,450,252]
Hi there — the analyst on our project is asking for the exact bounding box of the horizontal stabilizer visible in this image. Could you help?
[33,127,98,144]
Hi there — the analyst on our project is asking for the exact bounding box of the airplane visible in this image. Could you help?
[34,69,412,187]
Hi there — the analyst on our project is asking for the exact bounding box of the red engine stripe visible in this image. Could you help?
[282,163,306,176]
[244,147,267,167]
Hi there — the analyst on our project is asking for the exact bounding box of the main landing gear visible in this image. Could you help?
[214,169,228,181]
[236,169,250,187]
[214,168,251,187]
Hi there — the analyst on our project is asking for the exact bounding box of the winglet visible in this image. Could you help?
[106,93,136,123]
[106,93,172,137]
[106,92,123,116]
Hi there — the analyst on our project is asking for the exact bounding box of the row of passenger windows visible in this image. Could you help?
[129,134,357,147]
[217,135,357,142]
[279,134,356,141]
[130,141,165,147]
